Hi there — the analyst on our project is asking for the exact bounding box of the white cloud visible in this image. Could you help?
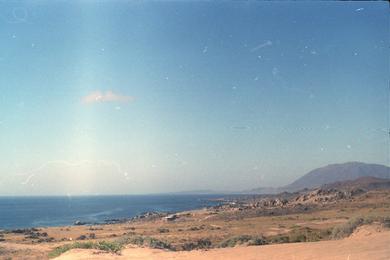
[82,90,134,104]
[251,40,272,52]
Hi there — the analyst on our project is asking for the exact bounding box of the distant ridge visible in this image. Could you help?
[169,190,219,195]
[245,162,390,194]
[321,176,390,191]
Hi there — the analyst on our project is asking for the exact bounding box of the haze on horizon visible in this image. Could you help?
[0,1,388,195]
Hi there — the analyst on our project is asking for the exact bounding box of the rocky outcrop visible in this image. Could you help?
[164,214,177,222]
[131,211,168,221]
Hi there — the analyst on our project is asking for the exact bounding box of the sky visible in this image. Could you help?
[0,1,388,195]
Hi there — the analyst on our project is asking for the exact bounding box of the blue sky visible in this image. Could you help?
[0,1,388,195]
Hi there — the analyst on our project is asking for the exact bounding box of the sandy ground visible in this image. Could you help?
[56,225,390,260]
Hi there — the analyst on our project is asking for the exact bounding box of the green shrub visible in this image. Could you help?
[121,236,144,246]
[182,242,197,251]
[157,228,170,233]
[268,227,331,244]
[330,215,390,240]
[331,217,373,239]
[220,235,251,248]
[50,229,178,258]
[289,227,326,242]
[72,241,94,249]
[188,226,201,231]
[48,244,74,258]
[95,241,122,253]
[119,235,174,250]
[220,235,267,248]
[0,247,5,255]
[196,238,212,248]
[290,224,301,229]
[382,217,390,228]
[247,237,267,246]
[48,240,123,258]
[268,235,290,243]
[182,238,212,251]
[146,237,173,250]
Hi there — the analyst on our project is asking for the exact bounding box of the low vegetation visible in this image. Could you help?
[49,234,175,258]
[219,235,267,248]
[120,235,174,250]
[182,238,212,250]
[48,241,123,258]
[157,228,170,233]
[330,216,390,239]
[270,227,331,243]
[218,227,333,248]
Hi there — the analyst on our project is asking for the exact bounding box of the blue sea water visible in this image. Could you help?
[0,195,222,229]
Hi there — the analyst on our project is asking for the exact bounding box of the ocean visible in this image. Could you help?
[0,194,222,229]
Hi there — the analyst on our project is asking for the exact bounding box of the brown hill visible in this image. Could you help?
[321,176,390,191]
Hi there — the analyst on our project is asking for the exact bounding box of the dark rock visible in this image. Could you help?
[37,237,55,243]
[76,235,87,240]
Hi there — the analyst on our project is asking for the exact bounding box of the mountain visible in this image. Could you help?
[283,162,390,192]
[246,162,390,194]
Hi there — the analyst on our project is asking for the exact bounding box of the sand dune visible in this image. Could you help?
[56,225,390,260]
